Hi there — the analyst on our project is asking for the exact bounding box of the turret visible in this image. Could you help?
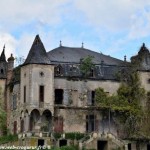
[7,54,15,70]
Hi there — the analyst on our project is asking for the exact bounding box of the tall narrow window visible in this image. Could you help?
[86,115,98,132]
[24,86,26,103]
[91,91,95,105]
[14,121,17,134]
[55,89,63,104]
[39,85,44,102]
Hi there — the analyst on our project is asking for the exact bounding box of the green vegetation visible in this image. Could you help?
[0,86,7,135]
[65,132,84,140]
[95,68,148,137]
[0,134,18,145]
[51,145,78,150]
[80,56,94,77]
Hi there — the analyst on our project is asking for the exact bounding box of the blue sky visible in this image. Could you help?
[0,0,150,61]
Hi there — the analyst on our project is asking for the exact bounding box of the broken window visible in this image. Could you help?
[86,115,98,132]
[55,89,63,104]
[24,86,26,103]
[89,68,94,77]
[54,117,63,133]
[55,65,63,76]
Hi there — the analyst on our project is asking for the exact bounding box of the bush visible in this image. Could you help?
[0,134,18,144]
[65,132,84,140]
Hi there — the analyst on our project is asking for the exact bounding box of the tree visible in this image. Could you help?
[80,56,94,77]
[95,71,146,137]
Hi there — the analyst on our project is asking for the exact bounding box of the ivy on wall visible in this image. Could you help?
[95,69,148,138]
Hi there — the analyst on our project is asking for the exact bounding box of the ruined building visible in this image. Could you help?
[0,35,150,150]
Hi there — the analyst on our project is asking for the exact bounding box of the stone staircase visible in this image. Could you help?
[79,132,126,150]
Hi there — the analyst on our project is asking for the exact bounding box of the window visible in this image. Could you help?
[55,89,63,104]
[87,91,95,105]
[54,117,63,133]
[55,65,63,76]
[39,85,44,102]
[86,115,98,132]
[1,69,4,74]
[13,94,17,110]
[24,86,26,103]
[89,68,94,77]
[39,71,44,77]
[20,119,24,133]
[91,91,95,105]
[14,121,17,134]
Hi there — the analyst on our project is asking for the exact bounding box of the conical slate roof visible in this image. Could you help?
[23,35,51,65]
[0,45,6,62]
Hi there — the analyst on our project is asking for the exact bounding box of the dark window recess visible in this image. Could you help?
[91,91,95,105]
[59,139,67,147]
[147,144,150,150]
[55,89,63,104]
[1,69,4,74]
[38,139,44,147]
[87,91,95,105]
[128,143,131,150]
[89,68,94,77]
[20,119,24,133]
[39,85,44,102]
[55,65,63,76]
[97,141,107,150]
[148,79,150,83]
[13,95,17,110]
[86,115,98,132]
[54,117,63,133]
[24,86,26,103]
[14,121,17,135]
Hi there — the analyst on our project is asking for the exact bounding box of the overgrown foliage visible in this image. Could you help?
[0,134,18,144]
[0,86,6,135]
[95,67,147,137]
[80,56,94,77]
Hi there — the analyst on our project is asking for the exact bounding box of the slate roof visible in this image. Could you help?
[47,46,125,65]
[23,35,51,65]
[0,46,6,62]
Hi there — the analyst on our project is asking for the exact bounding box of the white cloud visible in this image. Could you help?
[0,33,17,59]
[73,0,150,34]
[0,0,70,31]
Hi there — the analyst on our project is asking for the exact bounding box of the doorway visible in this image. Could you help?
[128,143,131,150]
[147,144,150,150]
[97,140,107,150]
[59,139,67,147]
[38,139,44,147]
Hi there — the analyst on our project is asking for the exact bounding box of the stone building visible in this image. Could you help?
[0,35,150,149]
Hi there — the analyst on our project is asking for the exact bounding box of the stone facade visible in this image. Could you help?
[0,36,150,149]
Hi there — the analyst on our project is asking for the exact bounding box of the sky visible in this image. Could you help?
[0,0,150,62]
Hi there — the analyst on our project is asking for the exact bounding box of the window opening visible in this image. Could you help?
[39,85,44,102]
[55,89,63,104]
[24,86,26,103]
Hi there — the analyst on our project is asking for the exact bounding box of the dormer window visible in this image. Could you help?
[89,68,94,77]
[55,65,63,76]
[1,69,4,74]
